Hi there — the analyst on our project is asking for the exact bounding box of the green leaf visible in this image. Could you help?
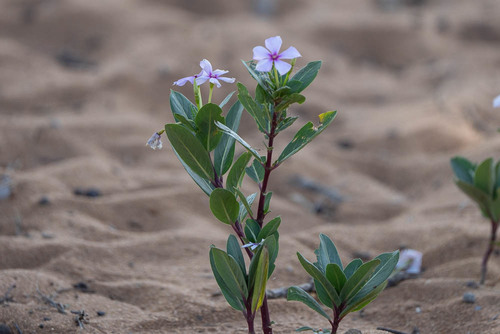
[237,190,256,222]
[215,121,263,163]
[353,251,399,302]
[263,234,279,272]
[226,152,252,193]
[209,247,245,311]
[263,191,272,214]
[258,216,281,240]
[326,263,346,293]
[277,111,337,164]
[227,234,246,277]
[455,179,490,216]
[246,158,265,184]
[315,233,343,272]
[495,161,500,189]
[314,279,333,308]
[275,93,306,113]
[219,91,235,108]
[195,103,225,152]
[343,259,363,279]
[214,101,244,176]
[249,247,269,313]
[340,259,380,303]
[210,247,248,300]
[171,149,214,196]
[474,158,495,196]
[255,84,272,104]
[450,156,475,184]
[209,188,240,224]
[170,90,197,120]
[287,286,332,321]
[173,113,196,132]
[288,61,322,94]
[297,252,341,306]
[242,60,272,92]
[276,116,298,133]
[165,123,214,181]
[238,83,269,133]
[245,219,261,243]
[340,281,387,318]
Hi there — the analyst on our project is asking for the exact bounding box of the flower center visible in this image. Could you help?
[271,53,280,61]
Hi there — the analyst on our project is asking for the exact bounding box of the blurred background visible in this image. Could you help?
[1,0,500,333]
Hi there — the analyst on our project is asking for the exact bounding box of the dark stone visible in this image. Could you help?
[97,311,106,316]
[463,292,476,304]
[73,188,102,198]
[38,196,51,206]
[55,50,96,70]
[43,317,51,321]
[39,324,44,329]
[0,324,12,334]
[73,282,92,293]
[337,139,354,150]
[344,330,362,334]
[465,280,479,289]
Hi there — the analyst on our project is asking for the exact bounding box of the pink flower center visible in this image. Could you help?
[271,53,280,61]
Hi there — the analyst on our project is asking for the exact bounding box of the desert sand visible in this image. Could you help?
[1,0,500,333]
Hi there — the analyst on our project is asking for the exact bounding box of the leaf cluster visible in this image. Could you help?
[287,234,399,330]
[451,156,500,222]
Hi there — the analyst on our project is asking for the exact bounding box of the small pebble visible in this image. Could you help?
[38,196,51,206]
[42,232,54,239]
[0,324,12,334]
[43,317,51,321]
[73,282,90,292]
[415,306,422,313]
[344,330,362,334]
[465,280,479,289]
[474,305,482,311]
[74,188,101,198]
[39,324,44,329]
[463,292,476,304]
[97,310,106,317]
[0,175,12,200]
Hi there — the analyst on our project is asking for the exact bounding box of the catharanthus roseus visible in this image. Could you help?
[493,94,500,108]
[173,59,235,88]
[146,132,162,150]
[253,36,301,75]
[197,59,235,88]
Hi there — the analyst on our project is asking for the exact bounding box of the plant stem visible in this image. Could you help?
[480,220,499,284]
[256,110,278,227]
[208,83,214,104]
[331,307,341,334]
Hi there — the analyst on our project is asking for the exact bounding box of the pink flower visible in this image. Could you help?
[197,59,235,88]
[173,70,204,86]
[253,36,301,75]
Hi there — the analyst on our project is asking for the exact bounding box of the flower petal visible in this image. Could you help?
[274,59,292,76]
[494,94,500,108]
[265,36,282,54]
[253,46,270,60]
[255,59,273,73]
[218,76,235,83]
[209,77,222,88]
[213,69,229,76]
[196,76,209,85]
[173,76,195,86]
[199,59,213,74]
[279,46,301,60]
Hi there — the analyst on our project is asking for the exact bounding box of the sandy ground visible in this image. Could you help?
[1,0,500,333]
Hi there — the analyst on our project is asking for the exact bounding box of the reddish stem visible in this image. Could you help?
[480,220,498,284]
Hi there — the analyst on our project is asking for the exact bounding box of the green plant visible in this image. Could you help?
[149,36,336,334]
[451,156,500,284]
[287,234,399,334]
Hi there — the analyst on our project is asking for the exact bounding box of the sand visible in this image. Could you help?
[1,0,500,333]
